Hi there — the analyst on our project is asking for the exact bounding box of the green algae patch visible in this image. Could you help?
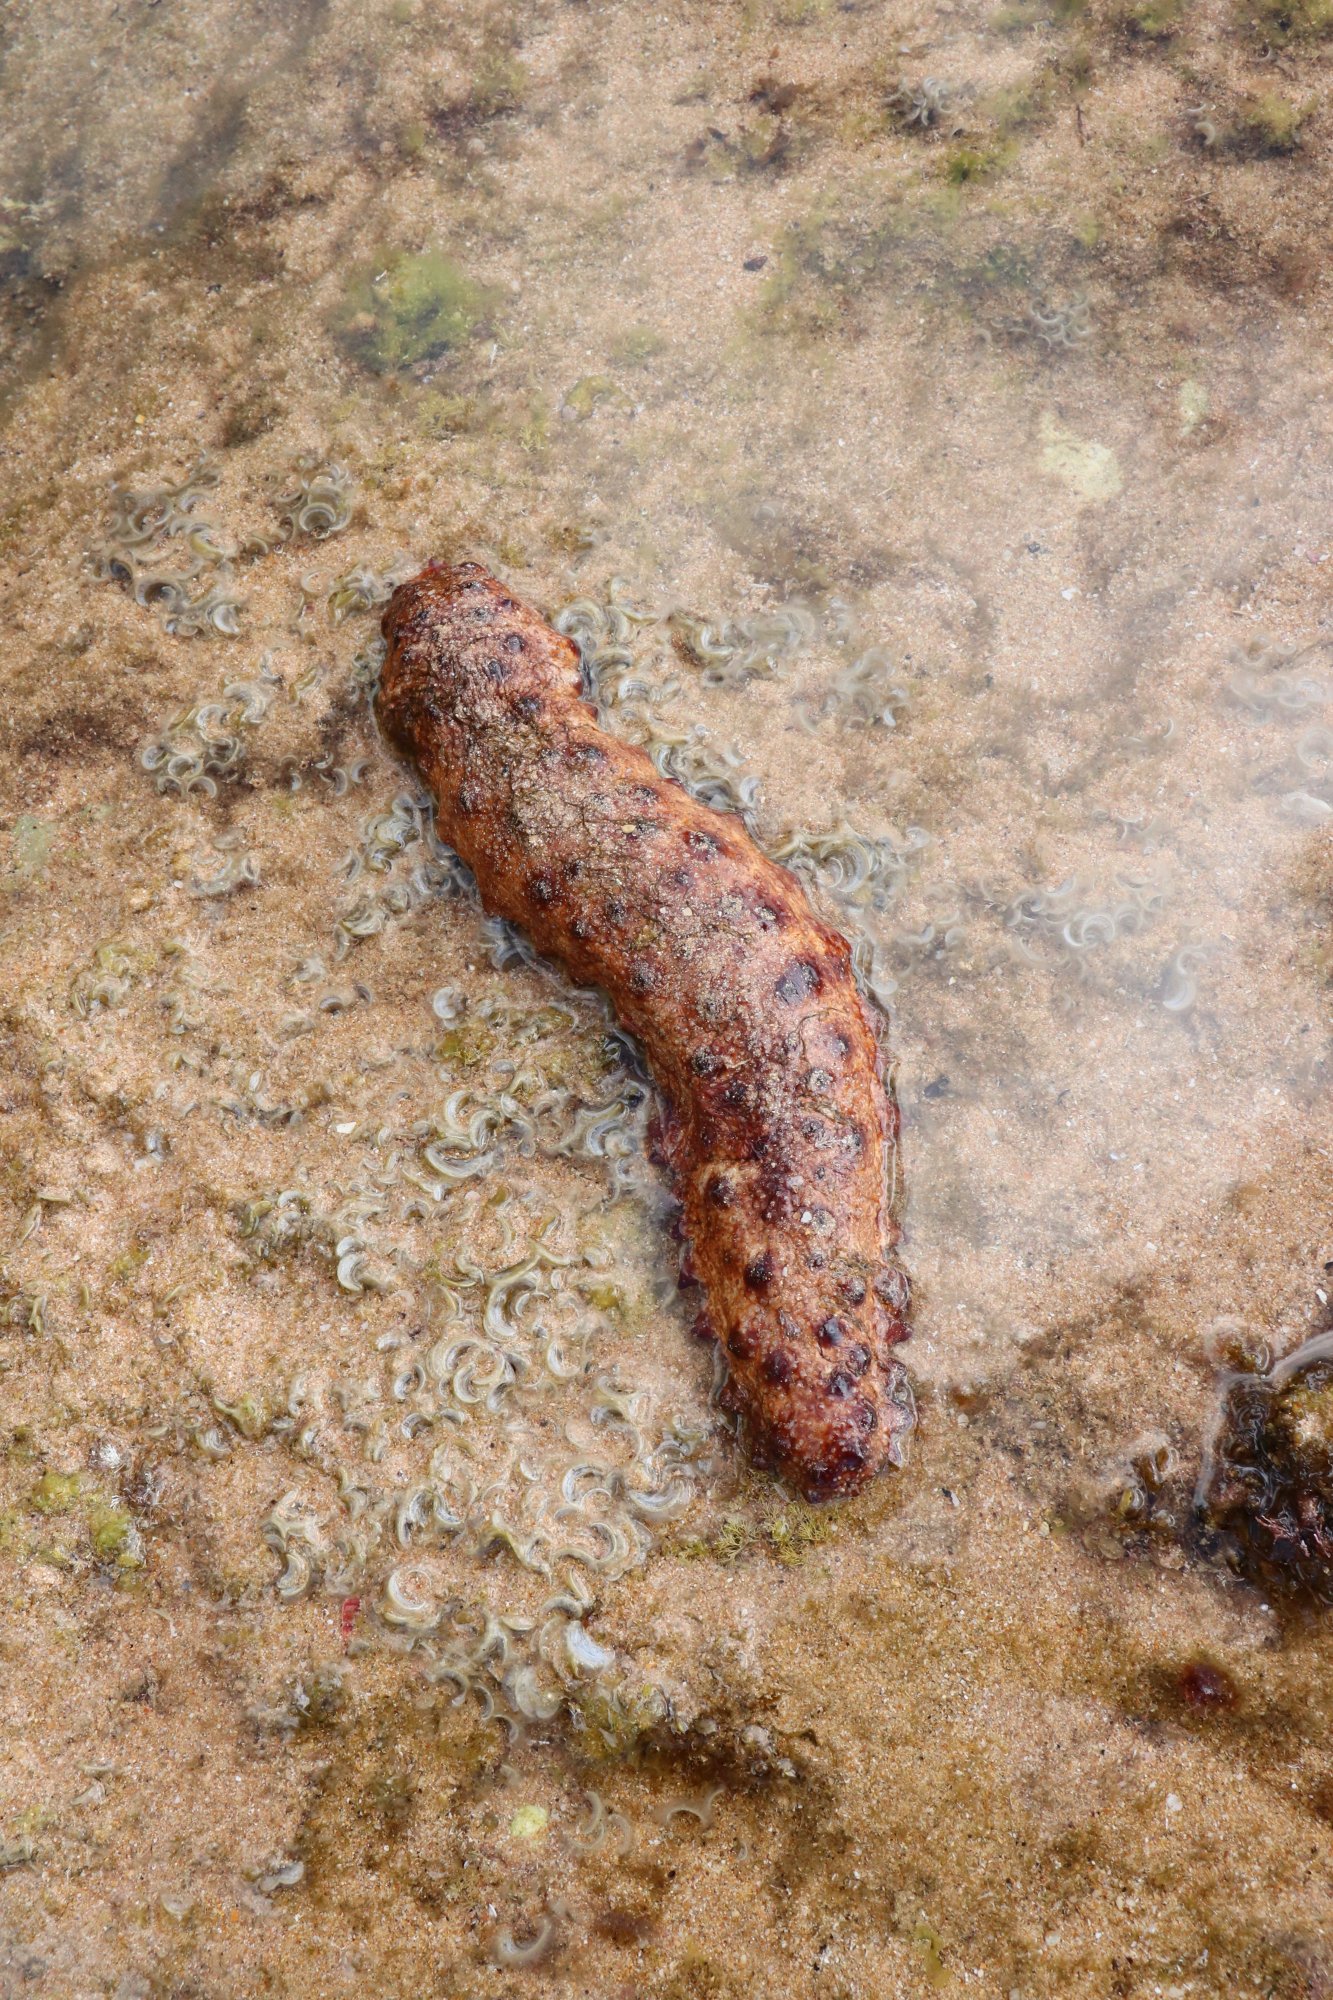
[416,388,482,438]
[676,1501,834,1566]
[334,251,493,374]
[471,49,527,116]
[1119,0,1190,35]
[1038,413,1123,503]
[913,1917,954,1988]
[10,816,54,882]
[30,1470,82,1515]
[86,1498,144,1570]
[568,1679,668,1764]
[432,1020,497,1073]
[610,325,668,366]
[765,1505,835,1565]
[1239,0,1333,41]
[25,1475,143,1571]
[2,814,55,896]
[581,1279,626,1316]
[1237,91,1308,153]
[561,375,633,420]
[509,1804,549,1841]
[944,145,1003,185]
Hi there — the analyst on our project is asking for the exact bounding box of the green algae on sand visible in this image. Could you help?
[334,250,494,374]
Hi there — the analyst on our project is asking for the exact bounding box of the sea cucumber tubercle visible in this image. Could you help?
[378,560,915,1498]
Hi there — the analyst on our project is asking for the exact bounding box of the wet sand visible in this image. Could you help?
[0,1,1331,1994]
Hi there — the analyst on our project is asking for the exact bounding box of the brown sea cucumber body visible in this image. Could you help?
[379,561,914,1498]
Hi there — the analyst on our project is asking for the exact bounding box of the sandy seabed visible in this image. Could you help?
[0,1,1331,1995]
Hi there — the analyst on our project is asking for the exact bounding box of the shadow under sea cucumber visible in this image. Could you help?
[377,560,915,1499]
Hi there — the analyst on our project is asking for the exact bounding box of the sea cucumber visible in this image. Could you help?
[378,561,915,1498]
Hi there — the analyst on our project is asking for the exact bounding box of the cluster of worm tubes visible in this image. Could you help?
[378,561,915,1499]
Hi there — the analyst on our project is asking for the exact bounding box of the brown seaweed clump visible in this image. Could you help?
[1198,1324,1333,1603]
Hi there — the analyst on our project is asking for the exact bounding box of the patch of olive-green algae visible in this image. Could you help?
[1,0,1332,1994]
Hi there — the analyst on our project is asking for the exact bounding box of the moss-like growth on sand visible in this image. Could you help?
[610,325,668,366]
[560,375,632,420]
[945,144,1004,184]
[1238,0,1333,37]
[471,49,527,116]
[676,1501,835,1566]
[416,388,481,437]
[1120,0,1190,33]
[29,1470,82,1515]
[334,251,493,374]
[1236,91,1308,153]
[87,1498,144,1570]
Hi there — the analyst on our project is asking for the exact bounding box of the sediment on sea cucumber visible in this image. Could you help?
[378,560,915,1498]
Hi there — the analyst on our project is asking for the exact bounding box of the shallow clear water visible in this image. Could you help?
[1,2,1330,1994]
